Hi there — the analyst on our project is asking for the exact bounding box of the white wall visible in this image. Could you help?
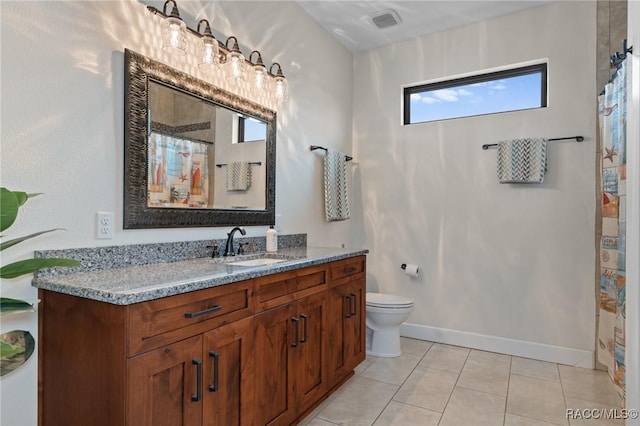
[625,0,640,417]
[353,1,598,364]
[0,1,353,424]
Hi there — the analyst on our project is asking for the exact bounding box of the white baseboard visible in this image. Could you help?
[401,323,594,369]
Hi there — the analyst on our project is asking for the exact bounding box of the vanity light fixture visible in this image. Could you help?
[249,51,268,92]
[147,0,287,107]
[270,63,289,105]
[225,36,246,81]
[160,0,187,56]
[196,19,219,69]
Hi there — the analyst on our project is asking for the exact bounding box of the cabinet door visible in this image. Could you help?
[203,316,255,426]
[295,292,328,413]
[327,277,366,388]
[254,303,298,426]
[344,277,366,371]
[127,336,203,426]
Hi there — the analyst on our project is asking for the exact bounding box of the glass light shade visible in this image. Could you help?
[274,76,289,104]
[226,51,246,81]
[162,16,187,55]
[199,37,219,69]
[253,64,267,91]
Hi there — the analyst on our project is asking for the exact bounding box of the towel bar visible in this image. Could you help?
[216,162,262,168]
[310,145,353,161]
[482,136,584,150]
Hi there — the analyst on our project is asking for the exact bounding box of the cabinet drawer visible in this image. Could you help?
[127,280,253,355]
[330,256,366,282]
[255,264,328,310]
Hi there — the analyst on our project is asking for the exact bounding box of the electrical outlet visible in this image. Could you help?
[96,212,114,239]
[275,214,282,233]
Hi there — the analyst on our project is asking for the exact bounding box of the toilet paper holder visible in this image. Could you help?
[400,263,420,277]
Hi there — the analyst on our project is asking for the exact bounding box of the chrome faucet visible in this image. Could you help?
[223,226,247,256]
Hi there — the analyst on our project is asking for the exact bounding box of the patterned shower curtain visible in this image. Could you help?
[597,60,628,399]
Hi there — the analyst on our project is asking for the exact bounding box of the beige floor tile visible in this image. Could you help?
[505,413,560,425]
[565,397,626,426]
[361,353,422,385]
[304,419,339,426]
[559,365,623,407]
[457,351,511,396]
[468,348,512,363]
[316,376,398,426]
[439,387,506,426]
[355,356,376,375]
[507,374,568,425]
[299,391,341,425]
[418,343,469,373]
[512,357,560,382]
[400,337,433,357]
[393,365,458,412]
[372,401,441,426]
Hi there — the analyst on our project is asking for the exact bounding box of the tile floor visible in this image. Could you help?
[300,338,624,426]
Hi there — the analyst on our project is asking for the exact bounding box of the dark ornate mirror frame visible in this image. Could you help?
[124,49,276,228]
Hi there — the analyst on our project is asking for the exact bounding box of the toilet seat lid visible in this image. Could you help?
[366,292,414,308]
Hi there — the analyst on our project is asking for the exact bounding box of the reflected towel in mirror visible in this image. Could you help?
[226,161,252,191]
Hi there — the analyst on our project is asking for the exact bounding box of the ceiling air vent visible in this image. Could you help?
[370,9,402,29]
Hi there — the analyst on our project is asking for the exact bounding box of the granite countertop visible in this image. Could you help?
[32,247,368,305]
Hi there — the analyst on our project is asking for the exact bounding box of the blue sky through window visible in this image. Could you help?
[409,72,544,124]
[242,117,267,142]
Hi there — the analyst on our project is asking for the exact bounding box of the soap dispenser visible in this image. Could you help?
[266,225,278,252]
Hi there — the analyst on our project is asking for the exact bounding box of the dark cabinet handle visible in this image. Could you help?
[191,358,202,402]
[343,267,358,274]
[344,296,352,318]
[291,317,299,347]
[300,313,308,343]
[350,294,357,316]
[209,351,219,392]
[184,305,222,319]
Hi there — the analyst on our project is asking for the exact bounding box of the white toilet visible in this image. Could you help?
[365,292,414,357]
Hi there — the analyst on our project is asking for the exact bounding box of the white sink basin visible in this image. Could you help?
[226,258,288,267]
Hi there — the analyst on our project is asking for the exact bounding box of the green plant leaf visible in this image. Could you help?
[0,229,63,252]
[0,330,36,376]
[0,188,19,232]
[0,298,35,315]
[13,192,30,207]
[0,258,80,279]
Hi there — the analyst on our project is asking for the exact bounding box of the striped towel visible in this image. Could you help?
[324,149,350,221]
[497,138,548,183]
[226,162,252,191]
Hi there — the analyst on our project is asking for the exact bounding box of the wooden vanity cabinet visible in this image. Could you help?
[126,317,256,426]
[326,257,367,389]
[254,291,328,426]
[38,256,366,426]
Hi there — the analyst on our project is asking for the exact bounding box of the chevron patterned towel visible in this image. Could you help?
[226,162,252,191]
[497,138,548,184]
[324,149,351,221]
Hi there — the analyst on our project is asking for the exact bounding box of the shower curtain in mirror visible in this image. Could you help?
[597,59,628,400]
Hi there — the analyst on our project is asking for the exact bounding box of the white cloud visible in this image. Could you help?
[410,93,421,101]
[457,89,473,96]
[491,83,507,90]
[433,89,459,102]
[421,96,440,104]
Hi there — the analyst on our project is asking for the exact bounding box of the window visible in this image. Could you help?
[237,116,267,143]
[403,63,547,125]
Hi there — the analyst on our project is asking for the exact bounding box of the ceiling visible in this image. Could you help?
[296,1,552,53]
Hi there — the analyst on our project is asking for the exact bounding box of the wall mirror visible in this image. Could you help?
[124,49,276,228]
